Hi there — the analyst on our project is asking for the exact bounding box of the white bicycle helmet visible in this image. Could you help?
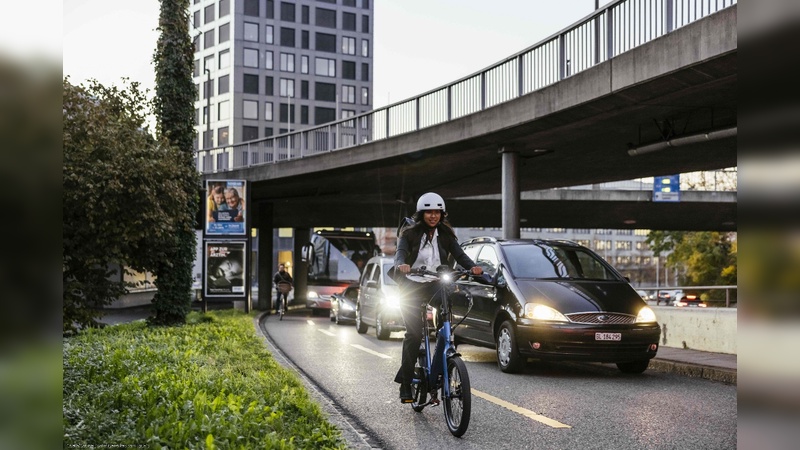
[416,192,446,212]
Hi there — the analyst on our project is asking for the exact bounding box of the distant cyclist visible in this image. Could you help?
[273,264,293,315]
[393,192,482,403]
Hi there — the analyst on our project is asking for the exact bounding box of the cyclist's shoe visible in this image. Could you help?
[399,383,413,403]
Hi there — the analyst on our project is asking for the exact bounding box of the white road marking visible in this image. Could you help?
[350,344,392,359]
[306,320,315,326]
[472,389,572,429]
[318,329,336,337]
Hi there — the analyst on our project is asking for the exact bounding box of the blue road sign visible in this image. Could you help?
[653,175,680,202]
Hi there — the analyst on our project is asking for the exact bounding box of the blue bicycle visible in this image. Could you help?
[406,266,485,437]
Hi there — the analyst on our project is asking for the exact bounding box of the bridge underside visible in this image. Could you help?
[208,7,737,232]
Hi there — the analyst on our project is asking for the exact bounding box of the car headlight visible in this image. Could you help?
[342,303,354,311]
[636,306,657,323]
[307,291,319,299]
[524,304,568,322]
[384,296,402,308]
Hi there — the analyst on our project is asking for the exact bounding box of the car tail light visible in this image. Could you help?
[531,342,541,350]
[686,295,697,300]
[650,344,658,351]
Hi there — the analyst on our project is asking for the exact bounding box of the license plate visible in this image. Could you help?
[595,332,621,341]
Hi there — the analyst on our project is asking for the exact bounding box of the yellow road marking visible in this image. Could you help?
[471,389,571,429]
[350,344,392,359]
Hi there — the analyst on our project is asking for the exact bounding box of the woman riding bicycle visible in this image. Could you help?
[393,192,482,403]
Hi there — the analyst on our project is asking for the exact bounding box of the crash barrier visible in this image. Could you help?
[654,306,736,354]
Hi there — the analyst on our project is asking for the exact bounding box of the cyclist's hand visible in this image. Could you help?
[397,264,411,274]
[470,266,483,276]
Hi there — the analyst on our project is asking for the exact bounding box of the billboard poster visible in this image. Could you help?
[205,241,247,297]
[205,180,247,235]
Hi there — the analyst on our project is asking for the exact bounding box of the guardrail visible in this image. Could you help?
[196,0,737,174]
[637,285,737,307]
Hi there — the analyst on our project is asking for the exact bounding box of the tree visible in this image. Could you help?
[646,231,737,302]
[150,0,200,325]
[63,79,194,334]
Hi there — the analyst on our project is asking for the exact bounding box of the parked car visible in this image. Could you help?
[674,291,707,307]
[449,237,661,374]
[356,256,406,340]
[330,284,359,324]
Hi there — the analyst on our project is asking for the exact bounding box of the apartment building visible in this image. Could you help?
[191,0,374,151]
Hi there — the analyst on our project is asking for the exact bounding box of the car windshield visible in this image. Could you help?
[382,263,398,285]
[502,243,619,281]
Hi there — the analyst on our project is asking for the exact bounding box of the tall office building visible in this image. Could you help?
[191,0,374,151]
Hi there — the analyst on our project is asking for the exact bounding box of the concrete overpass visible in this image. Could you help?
[199,1,737,231]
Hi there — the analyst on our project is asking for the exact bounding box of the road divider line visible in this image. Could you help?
[471,389,571,429]
[350,344,392,359]
[317,329,336,337]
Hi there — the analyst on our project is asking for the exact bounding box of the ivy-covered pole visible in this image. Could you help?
[151,0,199,325]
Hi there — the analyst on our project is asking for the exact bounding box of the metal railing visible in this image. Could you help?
[195,0,736,174]
[638,285,738,307]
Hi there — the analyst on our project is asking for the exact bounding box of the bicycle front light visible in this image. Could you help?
[524,303,568,322]
[307,291,319,299]
[636,306,657,323]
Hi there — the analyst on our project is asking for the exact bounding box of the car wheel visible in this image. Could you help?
[616,360,650,374]
[376,310,391,340]
[496,320,523,373]
[356,304,368,334]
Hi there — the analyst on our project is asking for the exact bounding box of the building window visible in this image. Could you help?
[341,109,355,127]
[203,130,214,148]
[265,127,274,137]
[315,32,336,53]
[279,103,296,123]
[244,22,258,42]
[243,74,259,94]
[281,27,295,47]
[315,57,336,76]
[362,0,370,8]
[361,15,369,33]
[193,60,199,77]
[342,12,356,31]
[361,87,369,105]
[193,11,200,28]
[244,0,259,17]
[301,30,309,49]
[616,241,632,250]
[635,229,649,236]
[265,25,274,44]
[361,62,369,81]
[242,125,259,141]
[204,4,215,23]
[280,53,295,72]
[301,105,309,124]
[343,0,356,6]
[193,35,200,53]
[219,49,230,68]
[194,108,199,125]
[316,8,336,28]
[218,75,229,94]
[618,229,633,235]
[219,23,230,43]
[203,79,214,98]
[266,0,274,18]
[576,239,590,247]
[265,50,274,70]
[281,1,295,21]
[302,5,310,24]
[301,80,309,99]
[244,48,259,68]
[265,76,274,95]
[636,241,650,250]
[594,240,612,251]
[315,82,336,102]
[203,55,214,72]
[362,39,369,57]
[360,115,369,130]
[341,85,355,103]
[265,102,273,121]
[315,107,335,124]
[279,78,295,97]
[243,100,259,119]
[204,29,215,49]
[342,60,355,79]
[342,36,356,55]
[301,55,309,74]
[218,126,229,146]
[219,0,230,17]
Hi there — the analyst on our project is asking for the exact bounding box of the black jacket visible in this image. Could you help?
[395,227,476,271]
[273,270,293,285]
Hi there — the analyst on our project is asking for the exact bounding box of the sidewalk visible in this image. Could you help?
[650,346,737,384]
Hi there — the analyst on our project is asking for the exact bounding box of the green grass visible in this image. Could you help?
[63,310,347,449]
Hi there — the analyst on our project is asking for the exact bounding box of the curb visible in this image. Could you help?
[649,358,737,385]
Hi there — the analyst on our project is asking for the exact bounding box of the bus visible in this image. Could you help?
[305,230,381,315]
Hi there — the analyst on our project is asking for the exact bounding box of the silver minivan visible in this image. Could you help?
[356,256,405,340]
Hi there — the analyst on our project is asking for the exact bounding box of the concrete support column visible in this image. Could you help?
[293,227,311,305]
[500,147,520,239]
[255,201,273,311]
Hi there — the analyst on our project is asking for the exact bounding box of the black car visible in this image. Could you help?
[330,284,359,324]
[450,237,661,374]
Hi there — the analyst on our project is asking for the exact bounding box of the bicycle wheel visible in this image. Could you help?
[443,356,471,437]
[411,366,428,412]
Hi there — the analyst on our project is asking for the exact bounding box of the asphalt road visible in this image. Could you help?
[259,310,736,450]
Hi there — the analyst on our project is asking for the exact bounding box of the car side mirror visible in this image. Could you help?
[493,263,508,289]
